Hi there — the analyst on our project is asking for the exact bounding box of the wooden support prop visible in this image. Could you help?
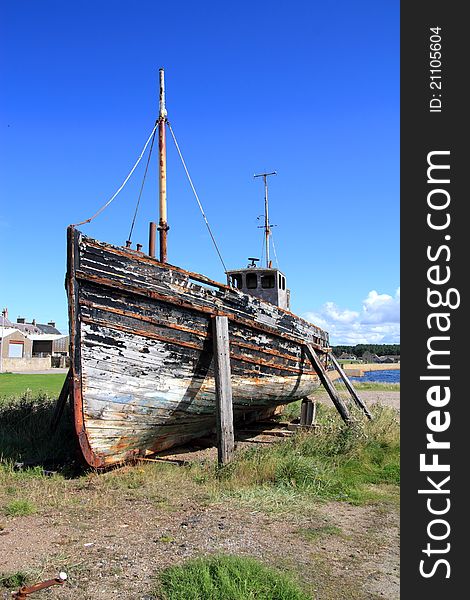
[212,316,235,464]
[300,398,316,426]
[299,398,310,426]
[329,353,372,419]
[304,344,351,423]
[51,369,72,432]
[307,398,316,425]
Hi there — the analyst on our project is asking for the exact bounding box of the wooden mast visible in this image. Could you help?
[158,68,169,263]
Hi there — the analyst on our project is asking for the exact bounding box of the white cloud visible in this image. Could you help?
[323,302,359,324]
[303,288,400,345]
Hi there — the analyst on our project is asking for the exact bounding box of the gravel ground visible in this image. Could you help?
[1,389,400,599]
[1,497,399,599]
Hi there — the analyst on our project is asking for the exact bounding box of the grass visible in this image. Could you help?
[0,373,66,399]
[3,498,36,516]
[0,571,29,589]
[156,555,311,600]
[0,389,399,600]
[329,379,400,392]
[208,402,400,508]
[0,393,399,521]
[0,392,76,465]
[345,381,400,391]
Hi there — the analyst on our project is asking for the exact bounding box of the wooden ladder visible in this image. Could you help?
[304,344,372,422]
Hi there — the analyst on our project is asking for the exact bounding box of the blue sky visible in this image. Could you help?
[0,1,399,344]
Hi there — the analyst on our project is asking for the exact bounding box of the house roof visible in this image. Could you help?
[0,316,59,335]
[0,327,23,339]
[14,323,42,335]
[27,334,68,341]
[36,323,62,335]
[1,315,36,332]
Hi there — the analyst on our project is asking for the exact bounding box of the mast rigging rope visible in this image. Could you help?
[127,126,157,242]
[72,118,229,277]
[259,227,265,265]
[271,230,280,269]
[167,121,228,274]
[72,123,158,227]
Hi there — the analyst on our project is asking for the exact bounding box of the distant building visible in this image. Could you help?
[0,327,33,360]
[7,316,42,335]
[377,355,400,364]
[1,309,69,371]
[28,334,69,357]
[35,321,62,335]
[338,352,357,361]
[360,350,399,364]
[361,350,381,363]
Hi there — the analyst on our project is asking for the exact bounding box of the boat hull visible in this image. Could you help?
[67,227,330,467]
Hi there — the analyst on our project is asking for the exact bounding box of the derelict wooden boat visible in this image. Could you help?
[66,227,330,468]
[63,69,366,468]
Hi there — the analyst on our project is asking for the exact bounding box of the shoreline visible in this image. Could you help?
[333,362,400,379]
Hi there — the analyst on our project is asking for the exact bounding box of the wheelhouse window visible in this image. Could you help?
[261,274,275,289]
[230,274,242,289]
[246,273,257,289]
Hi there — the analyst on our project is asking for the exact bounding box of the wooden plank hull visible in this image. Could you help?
[67,227,330,467]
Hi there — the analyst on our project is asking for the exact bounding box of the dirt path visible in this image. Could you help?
[1,499,398,599]
[316,389,400,412]
[1,390,400,599]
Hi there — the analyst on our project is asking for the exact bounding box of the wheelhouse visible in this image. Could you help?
[227,262,290,310]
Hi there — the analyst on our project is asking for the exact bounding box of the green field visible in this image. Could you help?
[0,373,66,399]
[337,380,400,391]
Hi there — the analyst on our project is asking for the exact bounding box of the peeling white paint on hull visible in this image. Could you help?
[67,228,329,467]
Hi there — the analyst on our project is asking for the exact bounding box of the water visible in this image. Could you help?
[350,369,400,383]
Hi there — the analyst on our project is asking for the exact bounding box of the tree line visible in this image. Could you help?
[332,344,400,358]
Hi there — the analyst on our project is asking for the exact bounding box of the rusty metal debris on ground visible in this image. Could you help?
[12,572,67,598]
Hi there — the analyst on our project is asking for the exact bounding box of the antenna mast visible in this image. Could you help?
[158,68,169,263]
[254,171,276,268]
